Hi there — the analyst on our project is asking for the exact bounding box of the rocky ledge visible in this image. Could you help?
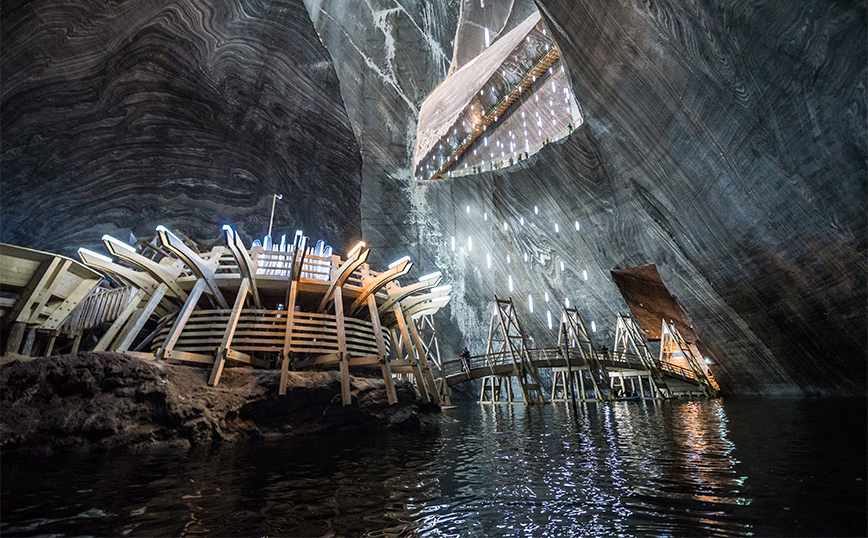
[0,352,435,454]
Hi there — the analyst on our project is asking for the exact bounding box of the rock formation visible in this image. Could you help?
[0,352,428,453]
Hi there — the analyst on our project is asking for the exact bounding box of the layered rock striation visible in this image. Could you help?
[1,0,363,255]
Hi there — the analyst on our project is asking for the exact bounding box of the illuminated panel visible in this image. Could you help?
[414,11,582,181]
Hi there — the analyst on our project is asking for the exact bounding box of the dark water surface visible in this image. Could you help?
[2,398,866,537]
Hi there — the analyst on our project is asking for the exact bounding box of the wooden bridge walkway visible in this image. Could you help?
[439,347,709,396]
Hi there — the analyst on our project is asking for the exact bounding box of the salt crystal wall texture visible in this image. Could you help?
[408,0,865,395]
[309,0,865,395]
[1,0,363,254]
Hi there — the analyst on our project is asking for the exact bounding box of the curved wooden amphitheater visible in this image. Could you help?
[2,225,452,406]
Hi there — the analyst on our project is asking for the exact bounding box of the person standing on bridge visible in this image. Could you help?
[460,347,471,374]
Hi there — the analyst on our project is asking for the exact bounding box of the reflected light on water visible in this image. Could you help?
[3,400,865,537]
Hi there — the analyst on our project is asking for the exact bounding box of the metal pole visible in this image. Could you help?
[268,193,283,239]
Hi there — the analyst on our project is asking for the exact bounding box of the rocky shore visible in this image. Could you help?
[0,352,435,453]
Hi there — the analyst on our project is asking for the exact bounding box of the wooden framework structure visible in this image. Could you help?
[480,296,545,405]
[3,225,451,407]
[0,244,103,358]
[554,307,611,401]
[659,321,719,398]
[415,312,451,405]
[613,313,671,399]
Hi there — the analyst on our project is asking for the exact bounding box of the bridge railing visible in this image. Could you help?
[442,347,656,378]
[658,361,697,380]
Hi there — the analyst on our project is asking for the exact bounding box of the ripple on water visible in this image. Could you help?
[1,399,866,537]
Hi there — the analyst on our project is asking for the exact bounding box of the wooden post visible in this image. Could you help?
[44,331,57,356]
[578,370,586,401]
[115,283,168,353]
[94,287,148,351]
[5,322,25,355]
[367,293,397,405]
[157,278,207,361]
[21,327,37,356]
[71,331,83,354]
[406,314,440,404]
[334,286,351,406]
[279,240,306,396]
[7,257,61,323]
[209,278,250,386]
[393,304,430,404]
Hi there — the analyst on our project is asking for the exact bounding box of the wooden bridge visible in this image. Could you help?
[433,297,719,403]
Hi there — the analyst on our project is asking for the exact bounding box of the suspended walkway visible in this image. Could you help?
[439,297,718,403]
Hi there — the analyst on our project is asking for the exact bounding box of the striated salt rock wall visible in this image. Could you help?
[303,0,460,268]
[1,0,363,255]
[412,0,866,395]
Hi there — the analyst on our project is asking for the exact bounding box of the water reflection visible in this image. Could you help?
[2,399,866,537]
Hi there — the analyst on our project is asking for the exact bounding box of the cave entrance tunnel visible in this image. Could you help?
[413,10,582,182]
[611,264,718,387]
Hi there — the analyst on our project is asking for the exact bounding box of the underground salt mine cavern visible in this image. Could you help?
[0,0,865,535]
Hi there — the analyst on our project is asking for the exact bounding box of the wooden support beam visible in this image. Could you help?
[78,248,158,291]
[44,331,57,356]
[334,285,352,406]
[115,283,169,353]
[377,276,442,315]
[367,292,397,405]
[317,250,370,313]
[222,225,261,308]
[407,312,441,404]
[5,322,25,355]
[8,257,61,323]
[93,287,149,351]
[102,235,188,301]
[21,327,36,356]
[209,277,250,386]
[279,238,306,395]
[156,226,228,309]
[70,331,83,354]
[41,278,100,331]
[392,303,430,404]
[347,258,412,316]
[27,259,72,324]
[157,278,207,361]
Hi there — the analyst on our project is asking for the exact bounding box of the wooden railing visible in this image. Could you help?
[60,286,138,334]
[442,347,683,381]
[149,308,385,357]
